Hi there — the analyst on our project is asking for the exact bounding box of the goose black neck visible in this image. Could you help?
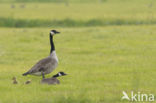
[50,34,55,54]
[53,74,59,78]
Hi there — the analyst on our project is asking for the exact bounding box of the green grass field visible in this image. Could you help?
[0,0,156,103]
[0,0,156,20]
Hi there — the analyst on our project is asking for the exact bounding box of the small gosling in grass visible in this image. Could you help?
[41,72,67,85]
[25,80,31,84]
[12,77,18,84]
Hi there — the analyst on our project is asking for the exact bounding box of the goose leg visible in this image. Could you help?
[41,72,45,79]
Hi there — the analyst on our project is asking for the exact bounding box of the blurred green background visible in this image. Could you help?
[0,0,155,103]
[0,0,156,27]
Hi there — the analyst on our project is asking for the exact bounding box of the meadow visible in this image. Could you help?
[0,0,156,27]
[0,0,156,103]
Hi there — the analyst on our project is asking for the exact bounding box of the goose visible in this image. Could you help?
[41,72,67,85]
[22,30,60,78]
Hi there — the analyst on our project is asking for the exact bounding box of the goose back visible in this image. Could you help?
[28,55,58,75]
[41,77,60,85]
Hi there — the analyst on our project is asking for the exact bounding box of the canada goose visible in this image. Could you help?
[22,30,60,78]
[25,80,31,84]
[41,72,67,85]
[12,77,18,84]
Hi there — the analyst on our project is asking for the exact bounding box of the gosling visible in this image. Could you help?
[41,72,67,85]
[25,80,31,84]
[12,77,18,84]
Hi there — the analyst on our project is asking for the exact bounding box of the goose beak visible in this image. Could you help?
[64,73,67,75]
[56,31,60,34]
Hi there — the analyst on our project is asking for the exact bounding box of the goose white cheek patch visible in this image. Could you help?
[50,31,54,35]
[58,72,62,76]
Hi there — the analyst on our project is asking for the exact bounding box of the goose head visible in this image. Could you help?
[50,30,60,36]
[53,71,67,78]
[58,72,67,76]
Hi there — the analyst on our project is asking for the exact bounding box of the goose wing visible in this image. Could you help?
[28,57,53,74]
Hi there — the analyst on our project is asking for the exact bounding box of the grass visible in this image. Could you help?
[0,0,156,103]
[0,17,156,27]
[0,1,156,20]
[0,26,156,103]
[0,0,155,27]
[0,0,98,3]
